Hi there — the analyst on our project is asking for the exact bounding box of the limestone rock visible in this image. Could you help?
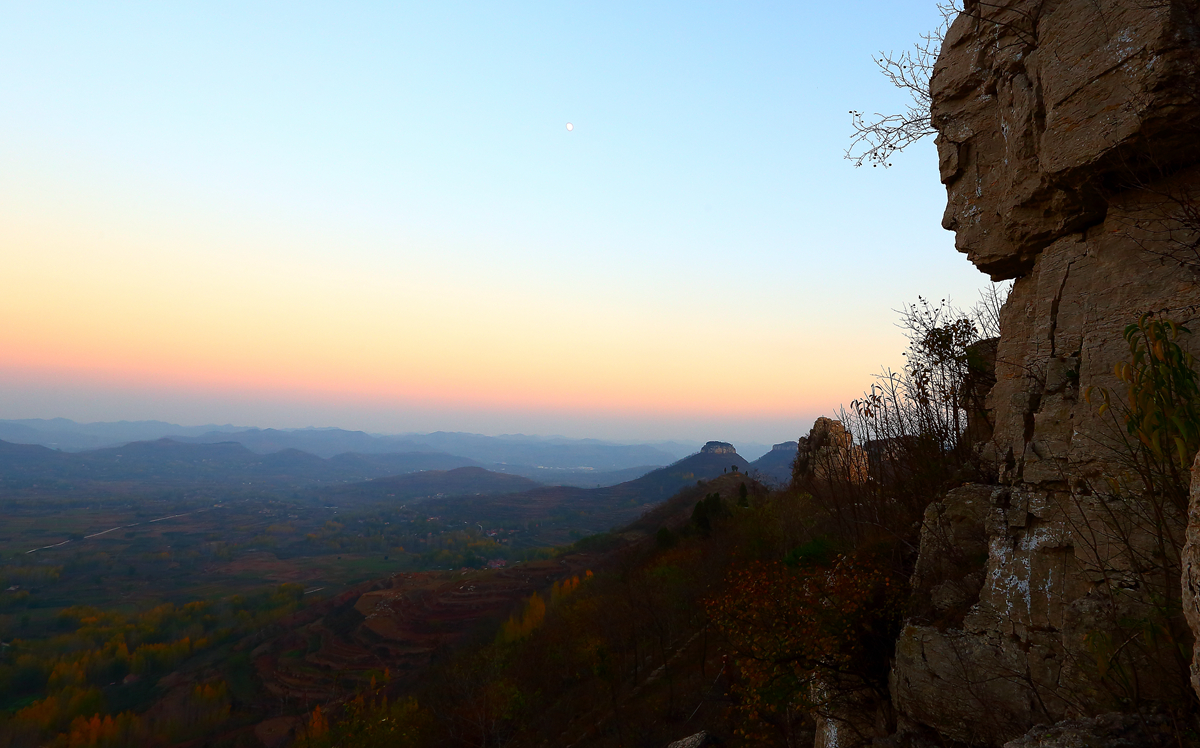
[809,678,894,748]
[932,0,1200,280]
[1183,451,1200,700]
[794,417,868,484]
[908,484,996,626]
[700,441,736,455]
[963,337,999,446]
[892,623,1037,744]
[665,731,712,748]
[893,484,1089,745]
[892,475,1194,744]
[897,2,1200,742]
[984,220,1199,488]
[1002,713,1171,748]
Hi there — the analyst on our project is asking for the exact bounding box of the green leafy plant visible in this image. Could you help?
[1074,314,1200,718]
[1088,314,1200,508]
[1117,316,1200,472]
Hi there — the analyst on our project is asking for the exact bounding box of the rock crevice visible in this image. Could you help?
[895,0,1200,744]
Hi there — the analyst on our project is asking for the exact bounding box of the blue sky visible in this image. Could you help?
[0,2,992,446]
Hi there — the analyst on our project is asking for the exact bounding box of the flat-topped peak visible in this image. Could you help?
[700,441,736,455]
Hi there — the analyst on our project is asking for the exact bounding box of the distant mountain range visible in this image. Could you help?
[322,444,763,541]
[0,418,710,469]
[0,418,243,451]
[0,418,788,495]
[170,428,682,471]
[0,434,795,548]
[0,431,790,492]
[0,438,481,490]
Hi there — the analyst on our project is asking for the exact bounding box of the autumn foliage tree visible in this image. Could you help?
[709,554,905,744]
[498,573,589,643]
[0,585,305,747]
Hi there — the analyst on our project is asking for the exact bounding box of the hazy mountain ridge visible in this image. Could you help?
[747,440,798,486]
[0,417,788,503]
[333,448,751,509]
[0,419,697,471]
[331,446,760,545]
[0,438,482,489]
[176,428,682,470]
[0,436,761,552]
[0,418,242,451]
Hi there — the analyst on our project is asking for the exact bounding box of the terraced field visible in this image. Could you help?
[252,555,597,703]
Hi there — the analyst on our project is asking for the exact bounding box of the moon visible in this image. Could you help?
[566,122,574,131]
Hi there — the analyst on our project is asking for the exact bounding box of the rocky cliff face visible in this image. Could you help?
[1183,454,1200,699]
[700,441,737,455]
[894,1,1200,744]
[794,417,868,484]
[934,0,1200,280]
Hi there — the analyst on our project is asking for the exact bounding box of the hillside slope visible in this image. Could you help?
[748,441,797,486]
[319,466,541,504]
[324,443,755,545]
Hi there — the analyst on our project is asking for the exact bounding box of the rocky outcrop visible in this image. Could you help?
[794,417,868,484]
[700,441,737,455]
[892,484,1104,744]
[934,0,1200,280]
[906,484,993,628]
[895,0,1200,744]
[1182,452,1200,699]
[1002,713,1172,748]
[665,732,713,748]
[934,0,1200,487]
[963,338,998,446]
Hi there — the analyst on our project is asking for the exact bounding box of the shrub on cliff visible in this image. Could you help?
[794,293,1002,563]
[1075,313,1200,716]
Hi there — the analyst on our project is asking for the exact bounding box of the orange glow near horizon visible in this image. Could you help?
[0,332,854,421]
[0,176,904,434]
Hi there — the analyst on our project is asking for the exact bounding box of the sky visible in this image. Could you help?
[0,1,994,447]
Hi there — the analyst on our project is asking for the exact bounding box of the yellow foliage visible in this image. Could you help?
[308,704,328,738]
[549,572,591,604]
[64,712,136,748]
[193,682,227,703]
[500,573,592,642]
[500,592,546,642]
[15,687,104,734]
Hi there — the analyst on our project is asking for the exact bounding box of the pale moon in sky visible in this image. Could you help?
[566,122,573,131]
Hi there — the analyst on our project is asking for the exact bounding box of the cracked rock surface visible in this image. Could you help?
[893,1,1200,745]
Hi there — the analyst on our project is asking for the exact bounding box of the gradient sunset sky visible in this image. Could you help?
[0,1,994,446]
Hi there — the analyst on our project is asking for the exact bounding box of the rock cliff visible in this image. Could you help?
[1183,454,1200,699]
[934,0,1200,280]
[894,0,1200,744]
[794,417,869,484]
[700,441,737,455]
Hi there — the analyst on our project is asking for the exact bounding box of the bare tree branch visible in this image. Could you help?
[845,1,1041,168]
[845,2,960,168]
